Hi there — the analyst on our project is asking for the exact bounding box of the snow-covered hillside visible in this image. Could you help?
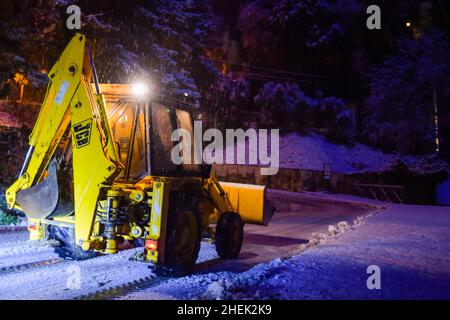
[279,132,395,173]
[221,131,448,175]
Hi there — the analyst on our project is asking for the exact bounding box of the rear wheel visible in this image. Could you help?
[163,201,202,276]
[215,212,244,259]
[47,225,98,260]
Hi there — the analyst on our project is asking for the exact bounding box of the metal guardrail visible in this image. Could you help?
[354,183,405,203]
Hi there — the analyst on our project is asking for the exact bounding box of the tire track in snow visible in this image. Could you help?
[75,242,220,300]
[0,258,63,274]
[76,273,167,300]
[0,248,154,299]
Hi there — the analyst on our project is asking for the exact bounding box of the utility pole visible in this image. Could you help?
[433,85,440,153]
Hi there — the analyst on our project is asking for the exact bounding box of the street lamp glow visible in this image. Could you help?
[405,21,412,28]
[132,83,150,96]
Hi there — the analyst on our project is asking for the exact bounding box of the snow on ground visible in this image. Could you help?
[0,236,219,300]
[124,199,450,300]
[196,242,218,264]
[0,234,59,268]
[0,192,448,300]
[204,204,450,300]
[0,230,28,245]
[0,248,154,300]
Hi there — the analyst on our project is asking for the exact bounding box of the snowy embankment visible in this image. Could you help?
[279,133,448,175]
[279,133,396,173]
[221,131,448,175]
[125,198,450,300]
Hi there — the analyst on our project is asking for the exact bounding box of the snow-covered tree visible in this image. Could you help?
[0,0,66,98]
[254,82,314,128]
[254,81,354,141]
[72,0,215,105]
[0,0,216,105]
[270,0,344,49]
[316,95,354,143]
[205,74,253,128]
[364,30,450,154]
[236,0,347,72]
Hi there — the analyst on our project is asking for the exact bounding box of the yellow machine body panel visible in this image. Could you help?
[70,81,121,242]
[217,181,271,226]
[145,180,170,263]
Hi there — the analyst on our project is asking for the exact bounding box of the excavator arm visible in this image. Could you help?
[5,33,122,243]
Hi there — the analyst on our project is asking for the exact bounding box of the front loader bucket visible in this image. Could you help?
[219,181,273,226]
[16,160,59,219]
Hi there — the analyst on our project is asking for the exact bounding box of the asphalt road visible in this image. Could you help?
[205,189,376,272]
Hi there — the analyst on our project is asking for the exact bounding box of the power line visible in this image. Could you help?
[244,72,319,84]
[155,93,197,108]
[202,56,347,81]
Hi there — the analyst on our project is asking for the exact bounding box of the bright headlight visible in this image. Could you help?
[132,83,150,96]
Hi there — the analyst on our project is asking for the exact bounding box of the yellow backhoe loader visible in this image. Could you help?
[5,33,272,274]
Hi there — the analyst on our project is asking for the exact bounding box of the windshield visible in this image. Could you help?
[107,101,147,180]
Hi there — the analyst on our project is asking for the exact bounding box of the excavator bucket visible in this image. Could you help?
[219,181,273,226]
[15,161,59,219]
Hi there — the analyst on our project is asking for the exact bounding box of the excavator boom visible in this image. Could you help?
[5,33,122,243]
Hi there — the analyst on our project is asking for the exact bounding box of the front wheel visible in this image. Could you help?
[215,212,244,259]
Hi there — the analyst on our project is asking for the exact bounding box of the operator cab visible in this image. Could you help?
[99,84,205,182]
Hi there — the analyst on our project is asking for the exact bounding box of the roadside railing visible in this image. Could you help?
[354,183,405,203]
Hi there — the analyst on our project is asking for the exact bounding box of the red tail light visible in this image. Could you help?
[28,223,38,231]
[145,239,158,251]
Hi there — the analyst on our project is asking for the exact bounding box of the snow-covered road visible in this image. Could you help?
[124,200,450,300]
[206,189,378,272]
[3,191,444,300]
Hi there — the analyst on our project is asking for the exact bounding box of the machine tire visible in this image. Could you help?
[215,212,243,259]
[163,200,202,276]
[47,225,98,260]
